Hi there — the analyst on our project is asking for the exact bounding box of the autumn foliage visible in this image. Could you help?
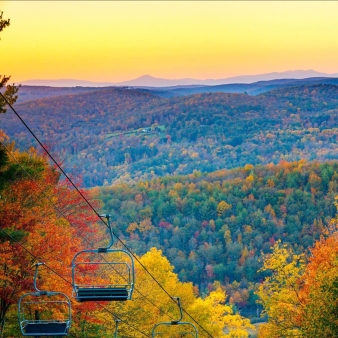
[0,134,254,337]
[0,134,101,335]
[3,83,338,186]
[257,205,338,337]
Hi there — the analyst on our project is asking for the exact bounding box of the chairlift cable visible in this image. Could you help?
[152,297,198,337]
[0,140,175,321]
[0,93,214,337]
[0,228,150,337]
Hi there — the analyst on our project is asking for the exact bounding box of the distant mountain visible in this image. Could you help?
[17,77,338,103]
[116,75,206,87]
[148,77,338,98]
[20,70,338,87]
[206,69,338,85]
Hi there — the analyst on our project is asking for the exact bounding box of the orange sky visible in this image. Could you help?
[1,1,338,83]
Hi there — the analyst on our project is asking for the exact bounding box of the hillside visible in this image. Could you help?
[3,82,338,320]
[0,138,253,337]
[2,83,338,186]
[98,160,338,316]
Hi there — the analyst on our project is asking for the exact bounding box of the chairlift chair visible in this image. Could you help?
[72,214,135,302]
[152,297,198,337]
[18,263,72,336]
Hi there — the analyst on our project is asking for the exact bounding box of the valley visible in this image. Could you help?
[2,80,338,334]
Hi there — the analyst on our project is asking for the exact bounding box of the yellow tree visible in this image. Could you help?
[257,198,338,337]
[217,201,232,217]
[92,248,254,337]
[256,241,305,337]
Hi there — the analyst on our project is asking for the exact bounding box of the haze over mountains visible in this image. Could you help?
[15,76,338,104]
[20,69,338,88]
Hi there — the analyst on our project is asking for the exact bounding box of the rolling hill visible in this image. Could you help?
[2,82,338,187]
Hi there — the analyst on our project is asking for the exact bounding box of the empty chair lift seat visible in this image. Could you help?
[75,286,129,302]
[72,214,135,303]
[18,263,72,337]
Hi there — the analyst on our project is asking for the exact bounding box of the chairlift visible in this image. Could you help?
[72,214,135,302]
[152,297,198,337]
[18,263,72,336]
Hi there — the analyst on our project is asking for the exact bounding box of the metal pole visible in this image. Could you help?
[114,319,121,338]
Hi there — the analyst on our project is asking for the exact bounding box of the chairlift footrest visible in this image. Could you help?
[24,322,68,335]
[75,287,129,302]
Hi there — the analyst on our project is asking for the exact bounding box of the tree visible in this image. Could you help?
[299,232,338,337]
[0,12,10,33]
[89,248,254,337]
[0,136,100,336]
[256,241,305,337]
[217,201,231,217]
[257,205,338,338]
[0,11,19,114]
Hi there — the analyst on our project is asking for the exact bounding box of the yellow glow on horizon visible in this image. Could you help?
[1,1,338,83]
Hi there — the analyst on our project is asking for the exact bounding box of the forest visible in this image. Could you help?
[0,132,254,337]
[2,7,338,337]
[97,159,338,318]
[2,134,338,337]
[2,83,338,187]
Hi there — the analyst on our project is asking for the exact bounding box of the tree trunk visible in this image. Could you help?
[0,316,5,338]
[0,297,8,338]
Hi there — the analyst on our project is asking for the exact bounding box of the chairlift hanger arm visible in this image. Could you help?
[151,297,198,337]
[171,297,183,324]
[98,214,114,250]
[33,262,44,293]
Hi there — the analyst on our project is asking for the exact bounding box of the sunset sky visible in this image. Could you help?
[2,1,338,83]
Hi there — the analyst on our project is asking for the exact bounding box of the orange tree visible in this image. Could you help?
[0,133,101,336]
[257,202,338,337]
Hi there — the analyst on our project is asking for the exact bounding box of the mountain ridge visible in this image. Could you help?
[16,77,338,103]
[20,69,338,87]
[3,83,338,187]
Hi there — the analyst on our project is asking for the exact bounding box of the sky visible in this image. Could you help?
[1,1,338,83]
